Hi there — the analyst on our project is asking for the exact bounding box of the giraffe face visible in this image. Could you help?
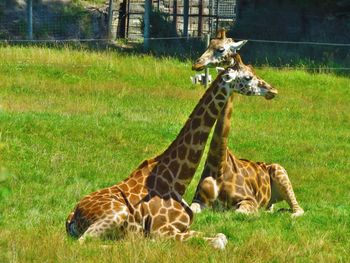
[192,38,247,71]
[192,29,247,71]
[222,55,278,100]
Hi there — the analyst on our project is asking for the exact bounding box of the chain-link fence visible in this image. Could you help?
[0,1,349,74]
[113,0,237,39]
[0,0,237,40]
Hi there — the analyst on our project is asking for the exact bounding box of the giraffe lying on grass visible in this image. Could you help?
[66,41,278,249]
[190,29,304,217]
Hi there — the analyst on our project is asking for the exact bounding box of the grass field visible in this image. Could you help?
[0,46,349,262]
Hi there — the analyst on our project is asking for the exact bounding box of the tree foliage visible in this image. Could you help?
[228,0,350,69]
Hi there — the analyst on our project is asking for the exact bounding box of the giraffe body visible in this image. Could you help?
[191,146,304,217]
[66,52,276,248]
[67,159,198,242]
[191,29,303,217]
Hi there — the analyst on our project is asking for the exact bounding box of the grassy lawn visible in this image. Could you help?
[0,46,349,262]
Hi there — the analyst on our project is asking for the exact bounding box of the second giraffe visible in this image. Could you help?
[190,29,304,217]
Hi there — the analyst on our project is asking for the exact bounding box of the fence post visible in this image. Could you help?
[183,0,189,38]
[27,0,33,40]
[205,33,210,88]
[173,0,177,33]
[198,0,203,36]
[126,0,131,38]
[107,0,115,40]
[143,0,151,52]
[215,0,219,32]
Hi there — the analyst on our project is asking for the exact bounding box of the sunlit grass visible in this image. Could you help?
[0,46,349,262]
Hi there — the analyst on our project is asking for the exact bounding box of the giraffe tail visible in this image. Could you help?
[115,186,135,214]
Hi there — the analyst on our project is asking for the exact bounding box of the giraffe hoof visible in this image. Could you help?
[190,203,202,214]
[210,233,228,250]
[291,208,304,218]
[267,204,275,213]
[78,238,85,245]
[235,208,250,215]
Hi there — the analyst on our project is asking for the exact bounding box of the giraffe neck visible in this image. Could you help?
[200,94,234,180]
[153,75,232,196]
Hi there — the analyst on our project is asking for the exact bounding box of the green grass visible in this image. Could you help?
[0,46,349,262]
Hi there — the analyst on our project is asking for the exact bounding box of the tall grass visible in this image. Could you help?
[0,46,349,262]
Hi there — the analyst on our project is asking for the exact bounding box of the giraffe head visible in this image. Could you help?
[192,28,247,71]
[219,53,278,100]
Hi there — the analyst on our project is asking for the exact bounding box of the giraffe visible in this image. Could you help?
[190,29,304,217]
[65,49,278,250]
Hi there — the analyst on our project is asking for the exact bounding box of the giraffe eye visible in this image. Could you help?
[244,76,252,81]
[218,47,225,53]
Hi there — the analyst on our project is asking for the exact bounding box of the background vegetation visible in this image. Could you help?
[0,0,98,40]
[231,0,350,68]
[0,46,349,262]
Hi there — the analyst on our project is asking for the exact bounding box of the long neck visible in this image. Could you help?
[153,75,232,196]
[200,94,233,180]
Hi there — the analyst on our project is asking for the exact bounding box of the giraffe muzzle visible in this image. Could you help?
[192,56,210,71]
[192,62,205,71]
[265,88,278,100]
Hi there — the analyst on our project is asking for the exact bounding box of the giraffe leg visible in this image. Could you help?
[78,220,111,244]
[158,226,228,250]
[77,204,129,244]
[78,218,127,244]
[203,233,228,250]
[190,176,219,213]
[268,164,304,217]
[152,197,227,249]
[236,199,258,215]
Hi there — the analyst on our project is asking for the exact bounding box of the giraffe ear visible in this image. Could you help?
[216,67,225,73]
[229,40,248,53]
[222,69,237,83]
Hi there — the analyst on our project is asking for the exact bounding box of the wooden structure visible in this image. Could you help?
[109,0,237,39]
